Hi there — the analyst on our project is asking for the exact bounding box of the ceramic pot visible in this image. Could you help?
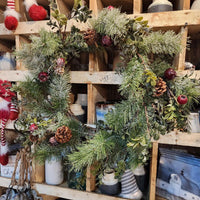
[45,156,64,185]
[119,169,143,200]
[70,103,85,123]
[191,0,200,9]
[133,165,148,195]
[99,170,120,195]
[148,0,173,13]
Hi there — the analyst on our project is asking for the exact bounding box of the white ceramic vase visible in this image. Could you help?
[45,156,64,185]
[148,0,173,13]
[188,112,200,133]
[191,0,200,9]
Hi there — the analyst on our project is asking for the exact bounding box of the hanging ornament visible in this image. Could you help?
[24,0,47,21]
[9,103,19,120]
[4,0,20,31]
[0,80,17,165]
[38,72,49,82]
[29,123,38,132]
[49,136,58,146]
[55,126,72,144]
[177,95,188,105]
[154,78,167,97]
[107,5,114,10]
[56,58,65,67]
[102,35,112,47]
[83,29,97,46]
[164,68,176,80]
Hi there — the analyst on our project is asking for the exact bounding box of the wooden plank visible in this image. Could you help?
[153,131,200,147]
[41,194,57,200]
[0,70,123,84]
[0,19,89,36]
[174,26,188,70]
[133,0,142,14]
[87,84,95,124]
[132,10,200,28]
[15,0,27,21]
[90,0,104,16]
[177,0,191,10]
[0,176,127,200]
[149,142,159,200]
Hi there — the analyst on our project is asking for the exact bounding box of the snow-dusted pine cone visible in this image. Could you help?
[83,29,97,46]
[55,126,72,143]
[154,78,167,97]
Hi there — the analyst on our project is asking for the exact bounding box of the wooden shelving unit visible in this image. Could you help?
[1,0,200,200]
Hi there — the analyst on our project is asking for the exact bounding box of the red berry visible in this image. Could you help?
[164,68,176,80]
[102,35,112,47]
[56,58,65,67]
[177,95,188,105]
[29,124,38,132]
[38,72,49,82]
[107,6,114,10]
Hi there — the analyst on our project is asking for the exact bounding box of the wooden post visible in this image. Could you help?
[41,194,57,200]
[133,0,142,14]
[177,0,190,10]
[86,166,96,192]
[15,35,30,70]
[173,26,188,70]
[149,142,159,200]
[89,0,104,16]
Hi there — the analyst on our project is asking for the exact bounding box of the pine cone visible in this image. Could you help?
[54,66,65,75]
[154,78,167,97]
[55,126,72,143]
[83,29,97,46]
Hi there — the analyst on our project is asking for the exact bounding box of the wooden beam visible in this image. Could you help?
[173,26,188,70]
[55,0,70,16]
[152,131,200,147]
[87,84,95,124]
[90,0,104,16]
[133,0,142,14]
[132,10,200,28]
[86,165,96,192]
[15,35,30,70]
[149,142,159,200]
[15,0,27,21]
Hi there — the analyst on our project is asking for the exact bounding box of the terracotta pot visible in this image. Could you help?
[148,0,173,13]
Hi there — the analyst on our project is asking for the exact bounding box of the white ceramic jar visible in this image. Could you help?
[45,156,64,185]
[148,0,173,13]
[188,112,200,133]
[191,0,200,9]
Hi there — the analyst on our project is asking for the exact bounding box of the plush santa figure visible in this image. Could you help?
[0,80,18,165]
[24,0,47,21]
[4,0,20,31]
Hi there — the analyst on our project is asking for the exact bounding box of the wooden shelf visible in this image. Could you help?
[0,177,126,200]
[152,131,200,148]
[0,70,123,85]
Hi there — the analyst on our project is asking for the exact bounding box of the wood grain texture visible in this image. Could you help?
[150,142,159,200]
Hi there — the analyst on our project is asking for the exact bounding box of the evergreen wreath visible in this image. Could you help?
[13,3,200,183]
